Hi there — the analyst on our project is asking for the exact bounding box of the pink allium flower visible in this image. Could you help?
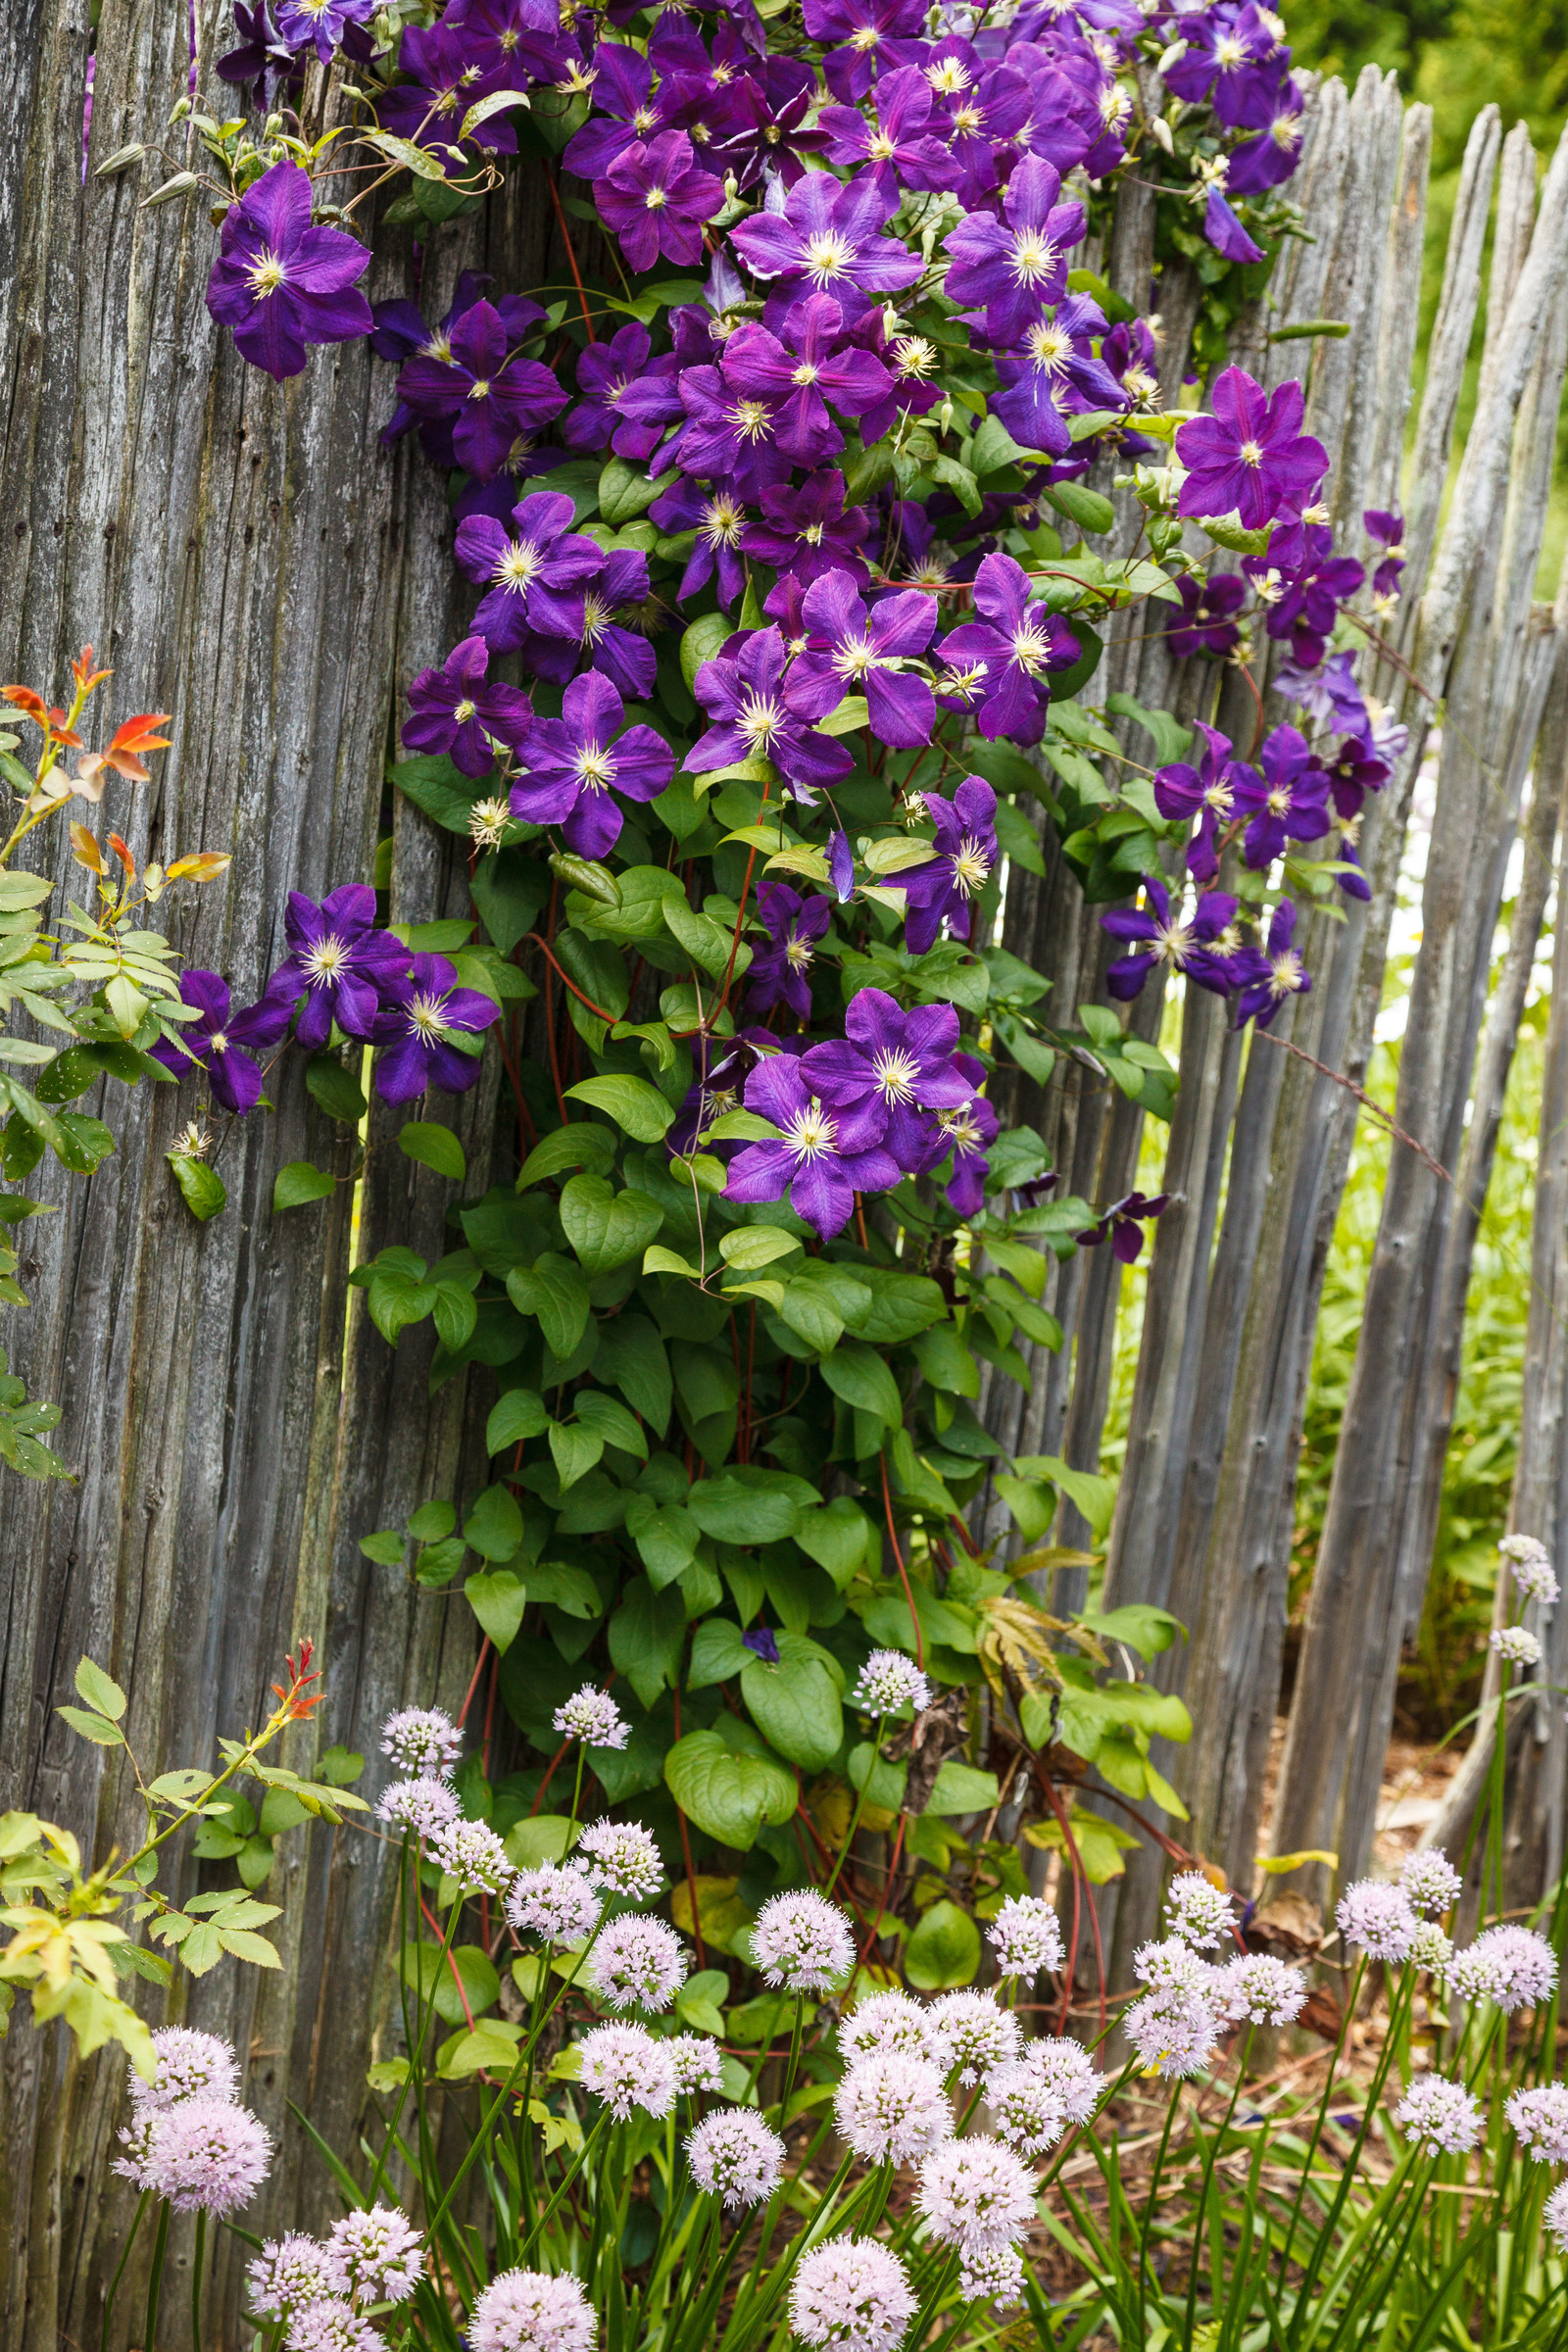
[1491,1625,1542,1668]
[985,2062,1068,2158]
[1396,2075,1482,2154]
[573,1819,662,1900]
[751,1889,856,1992]
[686,2108,786,2206]
[851,1650,931,1714]
[117,2096,272,2216]
[789,2238,916,2352]
[668,2034,726,2095]
[986,1895,1064,1982]
[839,1990,936,2067]
[576,2022,678,2119]
[1216,1955,1305,2027]
[380,1705,463,1778]
[469,2268,598,2352]
[1163,1872,1234,1950]
[376,1777,462,1838]
[1335,1880,1418,1963]
[916,2135,1037,2250]
[1011,2036,1102,2127]
[834,2053,952,2167]
[1400,1850,1462,1919]
[248,2234,337,2322]
[285,2297,381,2352]
[928,1990,1018,2084]
[431,1817,515,1896]
[553,1686,630,1748]
[1124,1986,1220,2081]
[1133,1937,1215,1992]
[957,2242,1024,2308]
[1546,2180,1568,2252]
[1449,1925,1558,2013]
[131,2026,241,2110]
[1506,2083,1568,2162]
[1500,1535,1559,1605]
[325,2204,423,2304]
[585,1915,688,2012]
[506,1863,602,1946]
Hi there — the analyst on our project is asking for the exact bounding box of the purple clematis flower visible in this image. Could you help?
[205,159,372,381]
[151,970,294,1113]
[709,62,832,189]
[1229,900,1311,1029]
[745,882,834,1020]
[673,364,793,498]
[1165,571,1246,660]
[403,635,534,777]
[1075,1188,1170,1263]
[689,626,856,799]
[990,295,1125,456]
[783,570,938,747]
[563,322,660,455]
[597,133,725,271]
[270,886,412,1051]
[725,1053,901,1240]
[935,551,1080,740]
[729,170,923,328]
[517,548,658,702]
[509,671,673,859]
[803,0,925,99]
[897,776,998,955]
[802,987,971,1166]
[1363,507,1406,601]
[921,1051,1000,1217]
[925,49,1033,205]
[720,293,894,466]
[668,1028,777,1157]
[564,42,673,178]
[943,157,1086,346]
[742,1625,782,1663]
[1102,876,1238,1001]
[1163,2,1290,125]
[1152,720,1243,884]
[1226,74,1305,193]
[1202,186,1264,267]
[741,470,872,588]
[1175,367,1327,532]
[217,0,306,105]
[376,25,523,170]
[396,299,566,480]
[1248,522,1364,667]
[1231,724,1330,864]
[444,0,564,83]
[1274,647,1370,737]
[649,476,752,609]
[373,954,500,1103]
[817,65,958,193]
[454,491,606,654]
[274,0,374,62]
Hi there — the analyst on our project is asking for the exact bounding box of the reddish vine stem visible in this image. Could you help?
[541,879,570,1127]
[1252,1028,1455,1189]
[856,1814,906,1968]
[419,1892,478,2028]
[714,775,772,1016]
[547,167,596,342]
[529,1736,572,1817]
[525,931,620,1027]
[1039,1772,1106,2036]
[458,1637,493,1730]
[879,1451,924,1668]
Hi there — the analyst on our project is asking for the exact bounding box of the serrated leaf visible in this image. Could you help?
[74,1657,126,1721]
[58,1704,124,1745]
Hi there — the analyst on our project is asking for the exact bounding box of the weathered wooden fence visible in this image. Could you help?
[6,9,1568,2344]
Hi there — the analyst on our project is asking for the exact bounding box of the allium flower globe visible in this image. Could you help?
[432,1818,516,1897]
[1500,1534,1559,1605]
[586,1914,688,2012]
[132,2026,241,2110]
[118,2096,273,2216]
[325,2205,423,2303]
[1164,1872,1234,1950]
[851,1648,932,1715]
[576,2022,678,2119]
[1396,2075,1483,2154]
[686,2108,787,2206]
[1448,1925,1558,2013]
[986,2061,1069,2158]
[1124,1986,1222,2081]
[286,2298,381,2352]
[1217,1954,1306,2027]
[1491,1625,1543,1667]
[1335,1880,1418,1963]
[1408,1921,1455,1975]
[1507,2082,1568,2162]
[376,1777,462,1838]
[788,2238,917,2352]
[573,1818,662,1900]
[506,1863,602,1946]
[957,2243,1025,2309]
[916,2135,1037,2250]
[380,1706,463,1779]
[986,1895,1064,1981]
[751,1888,856,1991]
[1546,2180,1568,2254]
[928,1989,1019,2083]
[834,2052,953,2167]
[249,2234,337,2321]
[469,2268,598,2352]
[839,1989,937,2066]
[1133,1937,1216,1992]
[1011,2037,1102,2128]
[553,1686,630,1747]
[667,2034,726,2095]
[1399,1849,1463,1919]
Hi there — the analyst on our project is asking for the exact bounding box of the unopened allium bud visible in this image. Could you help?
[851,1648,931,1716]
[1408,1920,1454,1975]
